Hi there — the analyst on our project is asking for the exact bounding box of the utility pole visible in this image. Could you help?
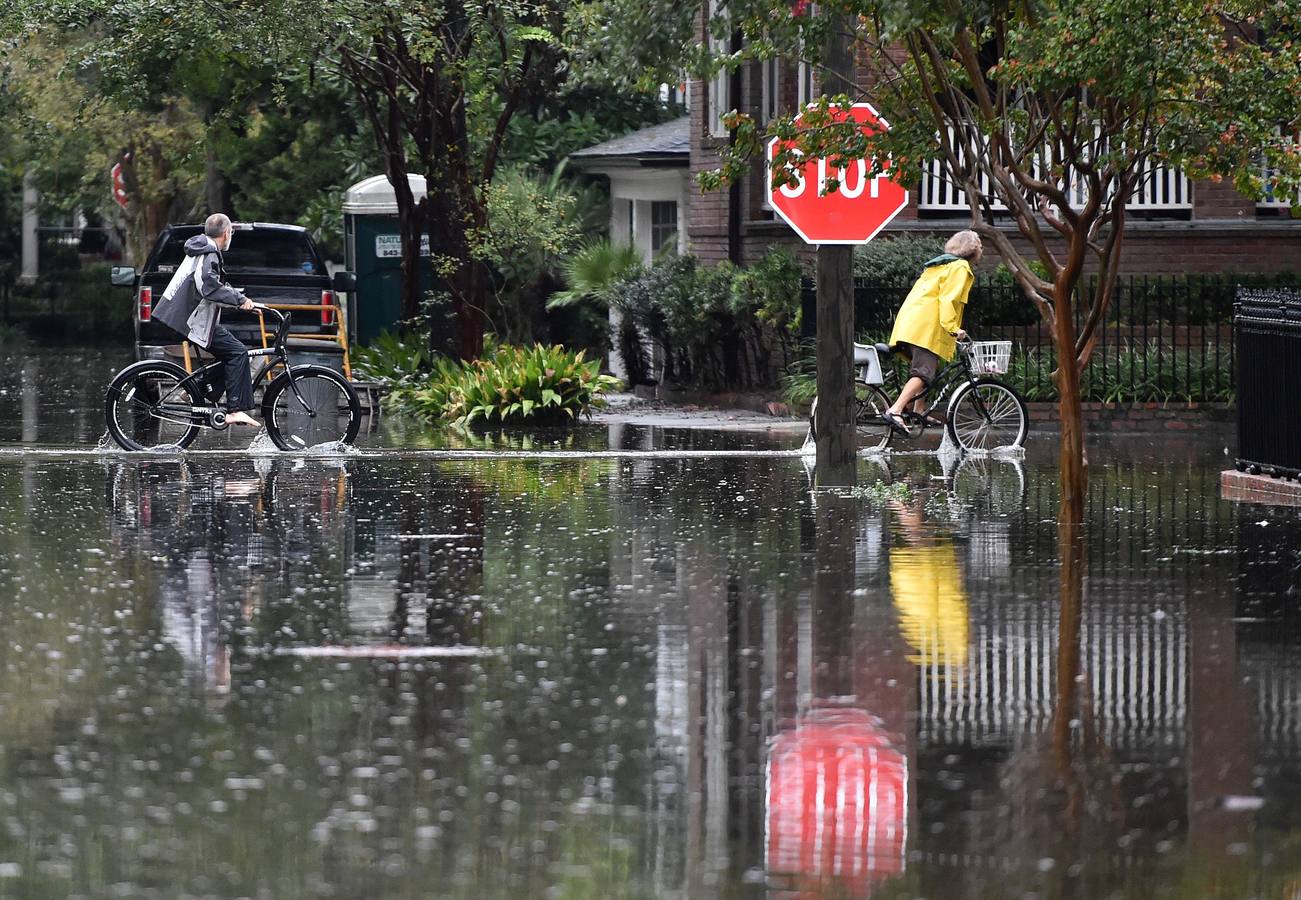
[813,10,857,487]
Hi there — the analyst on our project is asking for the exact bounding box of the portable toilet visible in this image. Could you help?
[342,174,428,346]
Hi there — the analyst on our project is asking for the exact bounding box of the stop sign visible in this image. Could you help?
[767,103,908,245]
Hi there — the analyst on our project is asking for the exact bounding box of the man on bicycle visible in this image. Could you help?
[152,213,260,427]
[882,230,983,433]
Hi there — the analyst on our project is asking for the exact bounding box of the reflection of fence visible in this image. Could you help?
[918,599,1188,751]
[919,462,1232,750]
[838,274,1301,402]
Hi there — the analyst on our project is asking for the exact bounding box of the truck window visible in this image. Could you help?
[151,230,321,274]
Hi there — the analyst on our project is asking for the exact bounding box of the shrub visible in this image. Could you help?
[853,235,944,284]
[729,246,804,333]
[390,344,621,426]
[1003,342,1234,403]
[546,240,644,355]
[548,240,644,312]
[479,165,584,345]
[779,339,817,412]
[351,330,430,390]
[609,247,803,389]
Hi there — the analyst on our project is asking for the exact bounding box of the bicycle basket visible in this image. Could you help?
[963,340,1012,375]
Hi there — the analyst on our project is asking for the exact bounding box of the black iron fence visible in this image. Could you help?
[802,273,1301,403]
[1234,287,1301,478]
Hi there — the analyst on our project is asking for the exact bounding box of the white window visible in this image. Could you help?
[761,57,780,124]
[660,81,688,109]
[708,0,730,138]
[797,59,815,109]
[650,201,678,254]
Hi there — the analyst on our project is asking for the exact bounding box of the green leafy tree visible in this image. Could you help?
[701,0,1301,519]
[479,165,584,344]
[204,0,573,360]
[1,4,371,265]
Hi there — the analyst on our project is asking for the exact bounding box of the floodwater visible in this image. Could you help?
[1,346,1299,898]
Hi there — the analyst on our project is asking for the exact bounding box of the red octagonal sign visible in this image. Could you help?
[767,103,908,245]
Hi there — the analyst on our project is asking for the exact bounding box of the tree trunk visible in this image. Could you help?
[1053,515,1084,779]
[394,192,426,326]
[452,260,487,361]
[204,133,233,217]
[1052,280,1088,523]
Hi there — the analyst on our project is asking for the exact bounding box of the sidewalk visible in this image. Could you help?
[595,392,1235,436]
[593,393,809,432]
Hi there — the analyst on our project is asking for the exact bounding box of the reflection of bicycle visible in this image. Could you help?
[105,306,361,452]
[811,338,1029,452]
[945,453,1027,510]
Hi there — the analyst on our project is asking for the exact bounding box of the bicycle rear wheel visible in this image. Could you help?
[807,384,895,451]
[262,365,362,451]
[104,361,203,451]
[946,378,1028,451]
[855,383,894,451]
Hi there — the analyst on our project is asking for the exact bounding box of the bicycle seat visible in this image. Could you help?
[874,342,894,358]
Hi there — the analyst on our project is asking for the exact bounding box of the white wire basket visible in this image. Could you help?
[963,340,1012,375]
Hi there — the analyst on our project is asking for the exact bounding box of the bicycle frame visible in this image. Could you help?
[147,307,319,429]
[874,344,980,414]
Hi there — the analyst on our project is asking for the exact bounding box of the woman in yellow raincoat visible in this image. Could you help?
[883,230,983,432]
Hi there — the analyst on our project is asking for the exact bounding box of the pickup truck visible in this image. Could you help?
[110,222,354,362]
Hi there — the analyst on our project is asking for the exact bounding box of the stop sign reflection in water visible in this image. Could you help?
[766,103,909,245]
[765,706,907,894]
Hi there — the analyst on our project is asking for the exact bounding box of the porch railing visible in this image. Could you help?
[916,131,1193,214]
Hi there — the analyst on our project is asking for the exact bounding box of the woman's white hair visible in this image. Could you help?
[944,229,983,260]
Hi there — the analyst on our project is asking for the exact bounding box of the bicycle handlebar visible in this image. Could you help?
[251,304,293,349]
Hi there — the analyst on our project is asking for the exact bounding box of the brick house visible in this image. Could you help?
[575,41,1300,277]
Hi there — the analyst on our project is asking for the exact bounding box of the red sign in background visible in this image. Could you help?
[767,103,908,245]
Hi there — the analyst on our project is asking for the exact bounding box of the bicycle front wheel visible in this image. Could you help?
[262,365,361,451]
[946,378,1028,451]
[104,361,203,452]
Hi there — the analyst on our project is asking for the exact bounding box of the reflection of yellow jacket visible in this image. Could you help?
[889,544,969,666]
[888,257,974,361]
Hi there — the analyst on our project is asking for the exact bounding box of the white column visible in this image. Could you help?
[607,197,633,382]
[633,199,653,263]
[20,169,39,284]
[631,200,663,383]
[678,174,690,256]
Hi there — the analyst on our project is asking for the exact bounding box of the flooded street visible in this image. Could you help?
[1,347,1300,897]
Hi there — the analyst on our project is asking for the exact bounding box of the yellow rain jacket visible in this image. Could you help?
[889,543,969,667]
[888,255,975,361]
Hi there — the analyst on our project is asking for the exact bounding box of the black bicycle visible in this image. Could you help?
[811,338,1029,452]
[105,306,362,452]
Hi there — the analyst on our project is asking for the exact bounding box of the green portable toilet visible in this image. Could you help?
[342,174,428,346]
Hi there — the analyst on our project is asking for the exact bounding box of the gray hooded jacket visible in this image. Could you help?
[152,234,245,348]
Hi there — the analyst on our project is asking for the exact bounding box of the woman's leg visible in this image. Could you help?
[888,376,928,416]
[888,343,937,416]
[207,325,254,413]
